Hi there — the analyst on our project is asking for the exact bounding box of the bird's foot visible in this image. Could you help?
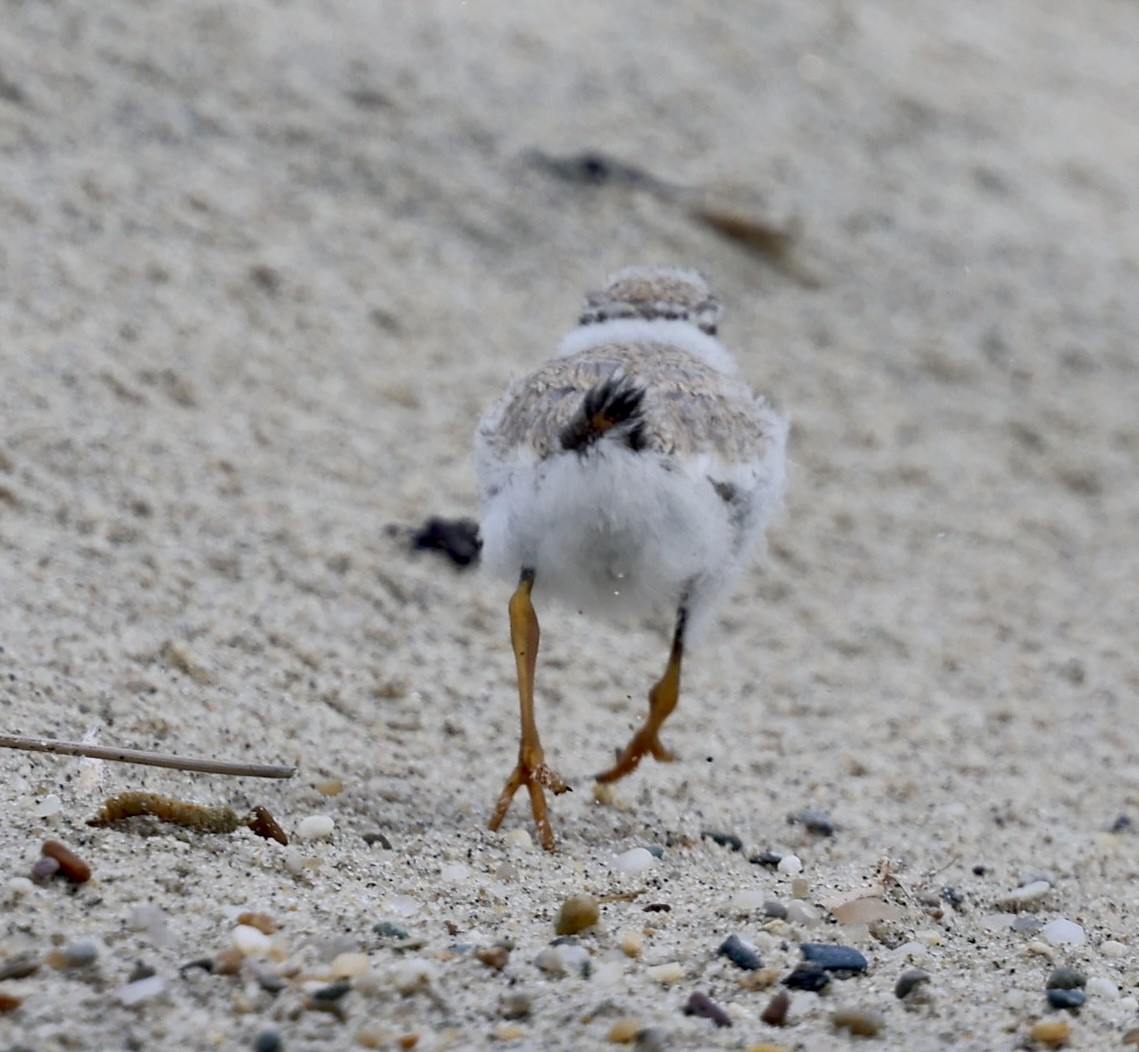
[595,729,676,784]
[488,756,570,851]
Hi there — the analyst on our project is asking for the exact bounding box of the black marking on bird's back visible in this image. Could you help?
[710,480,737,505]
[560,375,647,454]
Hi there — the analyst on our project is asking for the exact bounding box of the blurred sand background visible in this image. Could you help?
[1,1,1138,1049]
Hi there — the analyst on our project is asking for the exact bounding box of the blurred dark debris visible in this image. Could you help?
[527,149,819,286]
[389,516,482,568]
[788,808,836,837]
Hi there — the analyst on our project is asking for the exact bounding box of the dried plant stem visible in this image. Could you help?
[0,734,295,779]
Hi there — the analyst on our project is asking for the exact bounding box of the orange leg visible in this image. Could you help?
[596,604,687,784]
[488,569,568,850]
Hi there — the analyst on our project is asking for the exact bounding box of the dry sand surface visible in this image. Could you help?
[2,1,1138,1049]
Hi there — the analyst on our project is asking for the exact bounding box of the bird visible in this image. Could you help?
[474,266,788,850]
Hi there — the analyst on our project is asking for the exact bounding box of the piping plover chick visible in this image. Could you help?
[475,266,788,850]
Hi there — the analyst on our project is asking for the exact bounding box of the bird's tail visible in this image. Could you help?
[559,373,646,454]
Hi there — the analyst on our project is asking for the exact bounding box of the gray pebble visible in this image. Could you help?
[633,1027,668,1052]
[763,900,788,919]
[31,857,61,884]
[372,921,408,939]
[801,942,868,974]
[309,980,352,1003]
[784,961,831,991]
[1012,915,1043,935]
[749,850,783,868]
[718,934,762,971]
[645,844,665,859]
[500,992,532,1020]
[1046,966,1086,990]
[701,830,743,852]
[60,942,99,968]
[790,809,835,836]
[895,968,931,999]
[1046,988,1086,1011]
[253,1030,282,1052]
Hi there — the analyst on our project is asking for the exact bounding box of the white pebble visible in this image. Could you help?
[612,848,655,876]
[784,901,820,926]
[504,828,533,850]
[389,957,436,993]
[1041,917,1086,946]
[1087,976,1119,1000]
[382,895,421,918]
[230,924,272,957]
[328,952,370,979]
[34,794,63,819]
[997,880,1051,910]
[440,863,470,883]
[295,815,335,841]
[646,961,685,984]
[558,944,590,973]
[534,947,566,976]
[116,975,166,1006]
[6,877,36,898]
[777,854,803,876]
[1100,940,1126,959]
[728,889,767,914]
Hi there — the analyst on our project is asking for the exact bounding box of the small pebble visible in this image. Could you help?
[1085,976,1118,1000]
[329,952,369,979]
[789,877,809,900]
[0,952,39,981]
[555,894,599,936]
[789,809,834,836]
[504,828,533,850]
[236,912,278,935]
[801,942,868,974]
[1100,940,1126,959]
[382,895,421,918]
[1013,915,1044,935]
[476,945,510,971]
[7,876,35,898]
[314,777,343,797]
[440,862,470,883]
[373,921,409,940]
[895,968,931,999]
[295,815,335,841]
[534,947,567,976]
[1028,1018,1070,1045]
[1046,988,1085,1011]
[619,930,643,958]
[1041,918,1086,946]
[1123,1026,1139,1045]
[1046,967,1086,991]
[49,942,99,969]
[764,900,788,919]
[231,925,272,958]
[633,1027,668,1052]
[31,857,61,883]
[253,1029,282,1052]
[116,975,165,1006]
[389,958,435,994]
[494,1024,525,1041]
[683,990,732,1028]
[34,794,63,819]
[776,854,803,876]
[701,830,743,852]
[41,840,91,883]
[729,889,767,914]
[645,845,665,859]
[0,993,22,1013]
[310,980,352,1003]
[750,850,783,868]
[613,848,655,876]
[784,902,820,926]
[760,989,790,1026]
[607,1017,642,1043]
[783,962,830,992]
[832,1007,885,1036]
[646,962,684,985]
[997,880,1051,911]
[499,991,532,1020]
[718,934,763,971]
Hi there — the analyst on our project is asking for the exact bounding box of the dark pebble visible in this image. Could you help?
[643,903,671,913]
[749,850,783,868]
[789,809,835,837]
[372,921,409,939]
[361,831,393,849]
[633,1028,668,1052]
[763,900,788,919]
[701,830,743,852]
[683,990,732,1028]
[128,962,157,983]
[718,934,762,971]
[1047,988,1086,1011]
[1110,815,1132,834]
[941,886,965,909]
[0,954,39,981]
[253,1030,282,1052]
[895,968,931,999]
[1046,967,1086,990]
[310,981,352,1003]
[783,962,831,992]
[645,844,665,859]
[407,517,481,568]
[180,957,216,975]
[801,942,868,974]
[972,864,988,876]
[761,989,791,1026]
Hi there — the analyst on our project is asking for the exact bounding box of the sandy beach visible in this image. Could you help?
[1,1,1138,1049]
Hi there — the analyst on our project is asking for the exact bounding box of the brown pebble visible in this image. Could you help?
[41,840,91,883]
[1123,1027,1139,1046]
[314,778,343,797]
[1029,1019,1070,1045]
[236,911,278,935]
[0,992,22,1013]
[607,1018,642,1043]
[396,1035,418,1050]
[476,945,510,971]
[213,948,244,975]
[832,1007,885,1037]
[642,903,671,913]
[555,894,599,936]
[0,954,39,981]
[761,989,790,1026]
[246,805,289,845]
[683,990,732,1028]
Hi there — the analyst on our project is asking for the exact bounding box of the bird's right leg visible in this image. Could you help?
[487,568,569,850]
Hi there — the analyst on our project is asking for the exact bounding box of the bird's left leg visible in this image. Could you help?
[595,601,688,784]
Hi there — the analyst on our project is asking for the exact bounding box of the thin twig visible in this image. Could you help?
[0,734,296,779]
